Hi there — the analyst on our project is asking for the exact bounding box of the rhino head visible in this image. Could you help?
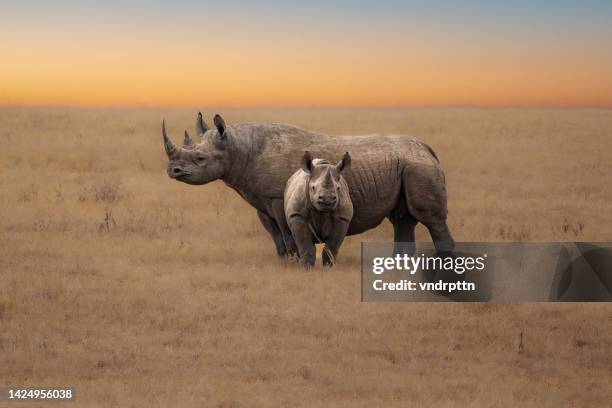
[162,113,230,185]
[301,151,351,212]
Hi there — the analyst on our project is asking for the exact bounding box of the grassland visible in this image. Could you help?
[1,108,611,407]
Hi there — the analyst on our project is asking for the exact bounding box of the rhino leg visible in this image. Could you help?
[388,195,418,255]
[257,210,288,257]
[426,222,454,254]
[322,220,350,267]
[402,167,455,254]
[269,199,298,256]
[392,218,418,255]
[287,216,316,268]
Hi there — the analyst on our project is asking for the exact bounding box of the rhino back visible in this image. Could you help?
[227,123,443,233]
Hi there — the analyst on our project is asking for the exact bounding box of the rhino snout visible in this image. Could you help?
[317,194,338,206]
[168,165,188,179]
[315,193,339,211]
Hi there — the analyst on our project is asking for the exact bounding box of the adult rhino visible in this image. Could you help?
[162,112,454,256]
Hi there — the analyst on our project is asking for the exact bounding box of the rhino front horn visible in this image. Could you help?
[162,120,180,159]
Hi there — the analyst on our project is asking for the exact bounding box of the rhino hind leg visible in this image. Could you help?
[388,195,418,256]
[401,167,455,254]
[257,210,289,257]
[425,222,455,254]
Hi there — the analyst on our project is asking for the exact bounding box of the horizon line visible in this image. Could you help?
[2,104,612,110]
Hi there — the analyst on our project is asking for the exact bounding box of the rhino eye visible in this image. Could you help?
[196,156,205,162]
[311,185,315,191]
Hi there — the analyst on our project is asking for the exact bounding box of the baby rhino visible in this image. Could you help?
[284,151,353,268]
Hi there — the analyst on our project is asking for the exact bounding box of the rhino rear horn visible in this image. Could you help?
[183,130,194,148]
[214,114,226,138]
[162,120,180,159]
[196,112,208,136]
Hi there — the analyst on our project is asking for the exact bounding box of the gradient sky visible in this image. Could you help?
[2,0,612,107]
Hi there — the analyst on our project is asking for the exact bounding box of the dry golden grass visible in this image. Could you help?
[1,108,611,407]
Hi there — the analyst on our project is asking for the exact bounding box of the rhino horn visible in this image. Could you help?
[196,112,208,136]
[323,167,334,187]
[162,120,180,159]
[183,130,194,148]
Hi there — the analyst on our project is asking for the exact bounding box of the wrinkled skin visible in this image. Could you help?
[162,113,454,257]
[284,152,353,268]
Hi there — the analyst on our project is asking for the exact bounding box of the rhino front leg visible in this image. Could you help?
[287,216,316,268]
[270,199,298,256]
[257,210,288,257]
[322,220,350,267]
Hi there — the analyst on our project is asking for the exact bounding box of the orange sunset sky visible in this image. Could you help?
[2,1,612,108]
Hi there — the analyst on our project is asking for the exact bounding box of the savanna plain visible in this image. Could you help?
[1,108,611,407]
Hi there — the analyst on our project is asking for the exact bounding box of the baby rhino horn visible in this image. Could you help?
[323,167,334,186]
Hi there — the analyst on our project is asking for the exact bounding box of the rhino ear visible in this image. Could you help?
[301,151,313,174]
[196,112,208,137]
[183,130,194,148]
[337,152,351,173]
[214,114,226,138]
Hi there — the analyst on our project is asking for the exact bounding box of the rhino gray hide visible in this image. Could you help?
[162,112,454,256]
[284,152,353,267]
